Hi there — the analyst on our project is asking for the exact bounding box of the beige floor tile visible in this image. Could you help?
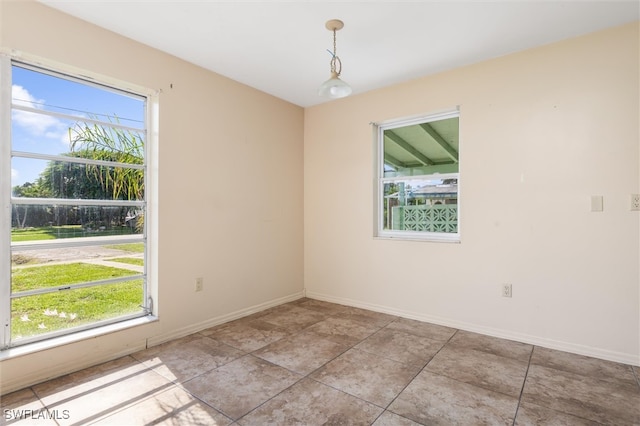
[201,319,291,352]
[1,387,41,411]
[335,307,398,328]
[233,303,300,324]
[258,305,328,332]
[131,334,244,383]
[33,356,141,397]
[448,330,533,361]
[372,411,423,425]
[32,357,174,425]
[253,331,347,375]
[304,316,381,346]
[531,346,638,386]
[515,402,600,425]
[389,370,518,425]
[385,317,456,342]
[284,297,310,306]
[261,302,305,315]
[522,364,640,425]
[181,354,301,420]
[425,345,528,397]
[296,299,351,315]
[236,378,382,425]
[310,348,421,407]
[90,384,232,426]
[356,328,445,368]
[7,299,638,425]
[0,388,57,426]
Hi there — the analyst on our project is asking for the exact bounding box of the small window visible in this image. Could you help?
[375,110,460,242]
[1,59,153,349]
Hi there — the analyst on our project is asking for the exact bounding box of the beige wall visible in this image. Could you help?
[304,22,639,365]
[0,1,304,393]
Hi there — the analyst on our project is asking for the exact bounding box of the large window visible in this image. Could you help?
[1,58,154,349]
[375,109,460,241]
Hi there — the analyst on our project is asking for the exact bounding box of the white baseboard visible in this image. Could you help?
[305,290,640,367]
[146,291,305,348]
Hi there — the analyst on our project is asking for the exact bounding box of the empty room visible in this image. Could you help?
[1,1,639,424]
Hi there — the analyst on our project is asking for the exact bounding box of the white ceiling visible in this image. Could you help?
[39,1,639,108]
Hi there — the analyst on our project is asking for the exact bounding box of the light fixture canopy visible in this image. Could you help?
[318,19,352,99]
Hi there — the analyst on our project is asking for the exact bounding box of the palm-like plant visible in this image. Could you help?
[68,120,144,201]
[68,119,145,231]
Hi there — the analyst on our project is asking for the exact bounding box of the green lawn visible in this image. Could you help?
[11,225,136,242]
[104,243,144,253]
[10,226,146,340]
[11,227,58,241]
[12,263,143,339]
[110,257,144,266]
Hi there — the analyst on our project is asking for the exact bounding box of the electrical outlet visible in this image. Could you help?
[631,194,640,211]
[502,283,512,298]
[195,277,204,292]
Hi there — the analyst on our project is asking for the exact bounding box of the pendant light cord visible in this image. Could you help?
[330,28,342,77]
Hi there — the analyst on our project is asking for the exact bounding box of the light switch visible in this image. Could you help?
[590,195,603,212]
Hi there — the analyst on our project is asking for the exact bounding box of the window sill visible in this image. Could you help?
[375,232,461,243]
[0,315,158,362]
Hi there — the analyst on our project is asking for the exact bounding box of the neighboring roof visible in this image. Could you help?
[385,184,458,199]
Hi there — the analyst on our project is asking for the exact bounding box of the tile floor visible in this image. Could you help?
[2,298,639,425]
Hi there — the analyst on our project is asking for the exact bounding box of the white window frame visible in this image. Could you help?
[0,51,159,352]
[374,109,461,242]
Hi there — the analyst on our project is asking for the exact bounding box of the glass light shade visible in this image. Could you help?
[318,73,352,99]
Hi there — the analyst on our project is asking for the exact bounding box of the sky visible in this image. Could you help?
[11,64,145,186]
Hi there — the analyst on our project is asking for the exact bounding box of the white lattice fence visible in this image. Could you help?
[391,204,457,233]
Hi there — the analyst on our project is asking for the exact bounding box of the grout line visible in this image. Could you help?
[381,328,460,419]
[236,304,410,423]
[234,305,372,423]
[512,344,535,426]
[234,356,307,423]
[632,364,640,389]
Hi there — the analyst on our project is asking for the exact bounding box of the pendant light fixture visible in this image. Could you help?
[318,19,352,99]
